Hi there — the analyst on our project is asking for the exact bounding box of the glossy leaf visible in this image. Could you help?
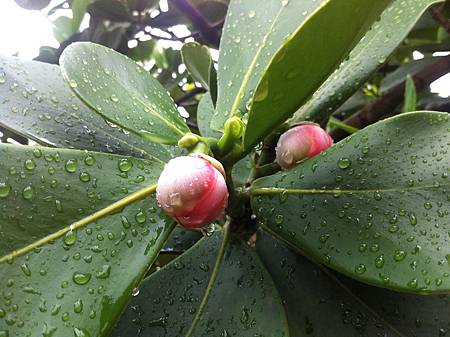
[72,0,91,32]
[181,42,217,104]
[112,228,289,336]
[197,93,220,138]
[252,111,450,293]
[257,231,450,337]
[402,76,417,113]
[0,195,175,337]
[60,42,190,145]
[0,55,170,161]
[162,227,202,253]
[211,0,326,131]
[0,143,165,256]
[243,0,391,151]
[294,0,444,125]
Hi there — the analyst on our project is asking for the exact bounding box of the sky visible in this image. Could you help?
[0,1,449,97]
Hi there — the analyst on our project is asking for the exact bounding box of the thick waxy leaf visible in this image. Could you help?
[211,0,326,131]
[258,232,450,336]
[197,93,220,138]
[112,228,289,336]
[0,143,165,255]
[60,42,190,145]
[162,227,202,253]
[252,112,450,293]
[243,0,391,151]
[181,42,217,104]
[0,196,175,337]
[0,55,170,160]
[294,0,443,125]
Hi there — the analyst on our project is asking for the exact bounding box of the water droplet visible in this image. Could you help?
[84,155,95,166]
[281,0,289,6]
[21,263,31,276]
[110,94,119,103]
[24,159,36,170]
[96,265,111,279]
[64,230,77,246]
[79,172,90,182]
[73,272,91,285]
[375,255,384,268]
[337,158,351,169]
[355,264,366,274]
[407,278,418,289]
[65,159,78,173]
[74,299,83,313]
[68,79,78,88]
[118,158,133,172]
[73,327,90,337]
[0,182,11,198]
[394,250,407,262]
[248,10,256,18]
[22,185,34,200]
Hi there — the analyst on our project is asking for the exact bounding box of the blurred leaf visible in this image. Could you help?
[128,40,156,61]
[243,0,391,151]
[14,0,50,10]
[252,112,450,293]
[190,0,229,25]
[0,55,170,160]
[60,42,190,145]
[111,228,290,336]
[152,44,169,69]
[53,16,75,43]
[72,0,92,32]
[197,92,221,138]
[293,0,444,125]
[402,75,417,113]
[181,42,217,104]
[88,0,133,21]
[162,227,202,253]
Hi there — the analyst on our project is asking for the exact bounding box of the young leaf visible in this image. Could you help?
[0,55,170,161]
[257,232,450,336]
[111,228,289,336]
[60,42,190,145]
[402,75,417,113]
[0,195,175,337]
[0,144,165,256]
[243,0,391,151]
[251,111,450,293]
[181,42,217,104]
[211,0,328,131]
[294,0,444,125]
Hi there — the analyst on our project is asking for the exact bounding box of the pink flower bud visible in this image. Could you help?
[156,154,228,228]
[276,124,333,169]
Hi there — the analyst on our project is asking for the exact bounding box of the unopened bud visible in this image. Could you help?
[156,154,228,228]
[276,124,333,169]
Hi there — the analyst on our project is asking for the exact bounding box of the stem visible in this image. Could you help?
[217,117,244,156]
[328,117,360,134]
[0,184,158,263]
[253,162,281,179]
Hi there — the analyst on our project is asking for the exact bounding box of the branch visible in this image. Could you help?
[330,55,450,141]
[175,87,206,105]
[172,0,222,47]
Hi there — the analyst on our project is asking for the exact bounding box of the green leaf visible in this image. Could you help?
[111,227,289,336]
[402,76,417,113]
[294,0,444,125]
[87,0,133,21]
[212,0,326,131]
[60,42,190,145]
[243,0,391,151]
[0,143,165,256]
[181,42,217,104]
[127,40,156,61]
[53,16,75,43]
[0,55,170,161]
[162,227,202,253]
[72,0,92,32]
[257,231,450,336]
[197,93,221,138]
[252,111,450,293]
[0,193,175,337]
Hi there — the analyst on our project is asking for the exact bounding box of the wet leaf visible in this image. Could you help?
[252,111,450,293]
[111,228,289,336]
[0,143,165,255]
[0,55,170,161]
[293,0,443,125]
[0,196,175,337]
[162,227,202,253]
[212,0,327,131]
[257,231,450,337]
[60,42,190,145]
[243,0,391,151]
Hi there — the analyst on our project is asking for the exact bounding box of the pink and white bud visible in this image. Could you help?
[156,154,228,228]
[276,124,333,169]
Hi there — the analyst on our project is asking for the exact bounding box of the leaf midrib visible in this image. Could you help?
[251,182,449,196]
